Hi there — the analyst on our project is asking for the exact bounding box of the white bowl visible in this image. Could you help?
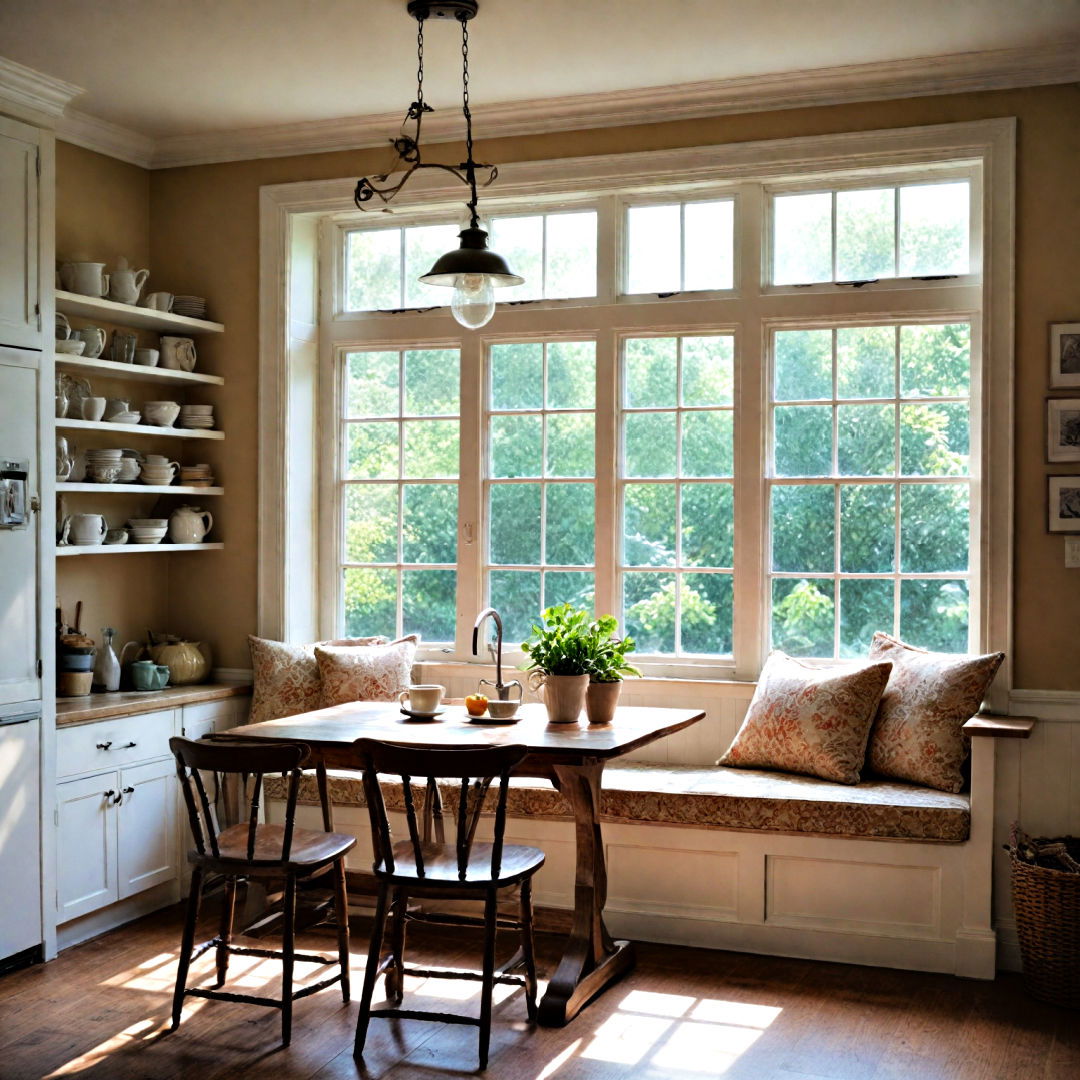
[127,518,168,528]
[111,412,142,425]
[55,339,86,355]
[143,402,181,427]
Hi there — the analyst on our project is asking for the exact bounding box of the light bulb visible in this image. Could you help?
[450,273,495,329]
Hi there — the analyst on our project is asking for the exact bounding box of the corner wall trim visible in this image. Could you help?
[0,57,82,129]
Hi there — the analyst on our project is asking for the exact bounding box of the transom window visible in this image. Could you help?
[320,141,994,676]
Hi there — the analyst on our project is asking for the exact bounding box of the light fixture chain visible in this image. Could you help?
[416,14,426,110]
[460,13,479,229]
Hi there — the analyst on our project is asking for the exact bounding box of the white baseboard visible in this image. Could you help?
[57,881,180,951]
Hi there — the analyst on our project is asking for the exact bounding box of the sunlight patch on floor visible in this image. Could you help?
[45,1017,159,1077]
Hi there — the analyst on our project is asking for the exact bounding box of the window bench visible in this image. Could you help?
[263,713,1032,979]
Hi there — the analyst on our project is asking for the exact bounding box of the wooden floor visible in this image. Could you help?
[0,898,1076,1080]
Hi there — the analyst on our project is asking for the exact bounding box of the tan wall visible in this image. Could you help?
[60,81,1080,685]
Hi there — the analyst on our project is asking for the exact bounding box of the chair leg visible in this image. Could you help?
[281,874,297,1047]
[215,876,237,988]
[478,888,499,1071]
[353,884,390,1059]
[519,877,539,1023]
[386,886,408,1005]
[333,857,351,1004]
[171,866,204,1032]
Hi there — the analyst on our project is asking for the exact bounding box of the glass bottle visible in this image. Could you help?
[93,627,121,693]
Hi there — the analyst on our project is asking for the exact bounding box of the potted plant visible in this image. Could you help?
[583,614,641,725]
[519,603,595,723]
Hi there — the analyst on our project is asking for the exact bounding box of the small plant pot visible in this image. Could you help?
[539,673,589,723]
[586,680,622,725]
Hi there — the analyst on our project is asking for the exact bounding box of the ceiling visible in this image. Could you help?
[2,0,1079,155]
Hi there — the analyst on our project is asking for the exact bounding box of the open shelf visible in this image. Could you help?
[56,542,225,556]
[56,354,224,387]
[56,291,224,334]
[58,483,224,495]
[56,418,224,441]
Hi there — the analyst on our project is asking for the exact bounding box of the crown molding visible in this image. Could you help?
[0,56,82,128]
[55,108,155,168]
[49,38,1080,170]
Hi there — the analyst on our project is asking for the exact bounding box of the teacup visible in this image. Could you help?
[80,396,106,421]
[398,684,445,715]
[486,699,520,720]
[134,348,159,367]
[64,513,107,546]
[143,292,173,312]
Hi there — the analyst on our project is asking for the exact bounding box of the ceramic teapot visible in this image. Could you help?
[168,505,212,544]
[148,637,211,685]
[108,257,150,305]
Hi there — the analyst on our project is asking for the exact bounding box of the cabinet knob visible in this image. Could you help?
[102,789,115,801]
[96,741,113,750]
[118,741,137,749]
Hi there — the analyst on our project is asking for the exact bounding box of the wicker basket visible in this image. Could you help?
[1010,838,1080,1009]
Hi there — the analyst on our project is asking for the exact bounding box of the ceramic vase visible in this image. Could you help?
[536,672,589,724]
[585,680,622,725]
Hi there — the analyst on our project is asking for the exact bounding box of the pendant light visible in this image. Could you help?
[354,1,522,329]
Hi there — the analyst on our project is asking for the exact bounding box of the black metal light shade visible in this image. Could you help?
[418,228,524,288]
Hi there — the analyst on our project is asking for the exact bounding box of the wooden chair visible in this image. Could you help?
[169,736,356,1046]
[350,738,545,1070]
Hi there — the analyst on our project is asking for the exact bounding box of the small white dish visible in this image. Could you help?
[55,339,86,355]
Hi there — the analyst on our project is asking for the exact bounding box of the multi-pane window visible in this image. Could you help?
[625,198,734,294]
[486,341,596,643]
[768,323,972,658]
[340,348,460,641]
[621,335,735,656]
[772,180,970,285]
[326,149,991,671]
[489,210,598,302]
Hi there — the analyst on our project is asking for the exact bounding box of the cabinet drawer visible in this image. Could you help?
[182,698,247,731]
[58,709,176,778]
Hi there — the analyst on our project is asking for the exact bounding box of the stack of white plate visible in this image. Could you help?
[179,404,214,429]
[84,448,123,484]
[172,296,207,319]
[179,463,215,487]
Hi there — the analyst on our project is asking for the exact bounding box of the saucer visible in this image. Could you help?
[468,714,520,725]
[400,706,444,721]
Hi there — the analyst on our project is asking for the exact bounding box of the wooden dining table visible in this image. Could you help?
[222,700,704,1026]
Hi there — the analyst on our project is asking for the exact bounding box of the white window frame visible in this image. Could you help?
[260,119,1014,700]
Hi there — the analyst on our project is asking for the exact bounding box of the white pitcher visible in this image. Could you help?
[62,261,109,298]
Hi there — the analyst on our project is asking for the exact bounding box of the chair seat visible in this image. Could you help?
[376,839,545,887]
[192,823,356,870]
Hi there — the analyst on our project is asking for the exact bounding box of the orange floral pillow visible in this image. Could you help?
[315,635,419,707]
[866,633,1004,792]
[248,635,386,724]
[719,651,892,784]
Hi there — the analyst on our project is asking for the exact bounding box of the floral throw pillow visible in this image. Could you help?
[718,651,892,784]
[248,635,386,724]
[866,633,1004,792]
[315,635,420,707]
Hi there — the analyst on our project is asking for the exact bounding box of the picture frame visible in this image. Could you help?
[1049,322,1080,388]
[1047,398,1080,462]
[1047,475,1080,533]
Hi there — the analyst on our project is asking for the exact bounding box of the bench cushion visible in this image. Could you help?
[266,762,969,843]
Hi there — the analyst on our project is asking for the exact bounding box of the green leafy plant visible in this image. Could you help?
[520,603,641,682]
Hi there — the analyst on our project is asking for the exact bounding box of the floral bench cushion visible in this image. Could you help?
[265,761,969,843]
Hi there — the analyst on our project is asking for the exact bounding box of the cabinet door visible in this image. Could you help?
[118,759,177,900]
[0,117,40,350]
[57,771,118,922]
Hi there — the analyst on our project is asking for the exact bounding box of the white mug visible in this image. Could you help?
[74,327,107,358]
[80,396,106,422]
[398,684,445,714]
[144,291,173,311]
[160,336,197,372]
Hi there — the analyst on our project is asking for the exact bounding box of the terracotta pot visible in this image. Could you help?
[533,672,589,724]
[586,680,622,725]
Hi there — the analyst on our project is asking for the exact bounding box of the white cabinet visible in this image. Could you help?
[117,758,177,899]
[0,116,41,350]
[57,772,116,923]
[0,710,43,957]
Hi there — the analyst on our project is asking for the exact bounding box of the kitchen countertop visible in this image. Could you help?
[56,681,251,727]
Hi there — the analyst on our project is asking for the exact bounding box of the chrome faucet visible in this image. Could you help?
[472,607,523,702]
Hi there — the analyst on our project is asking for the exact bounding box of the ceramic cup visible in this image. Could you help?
[143,292,173,312]
[131,660,170,691]
[486,699,520,720]
[134,347,159,367]
[104,528,128,545]
[80,396,106,421]
[66,513,108,546]
[104,398,130,420]
[398,684,445,715]
[160,336,197,372]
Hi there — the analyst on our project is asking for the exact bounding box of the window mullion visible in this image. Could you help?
[593,331,619,619]
[457,333,485,658]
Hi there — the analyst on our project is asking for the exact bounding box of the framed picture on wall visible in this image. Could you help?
[1048,476,1080,533]
[1047,398,1080,462]
[1049,323,1080,388]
